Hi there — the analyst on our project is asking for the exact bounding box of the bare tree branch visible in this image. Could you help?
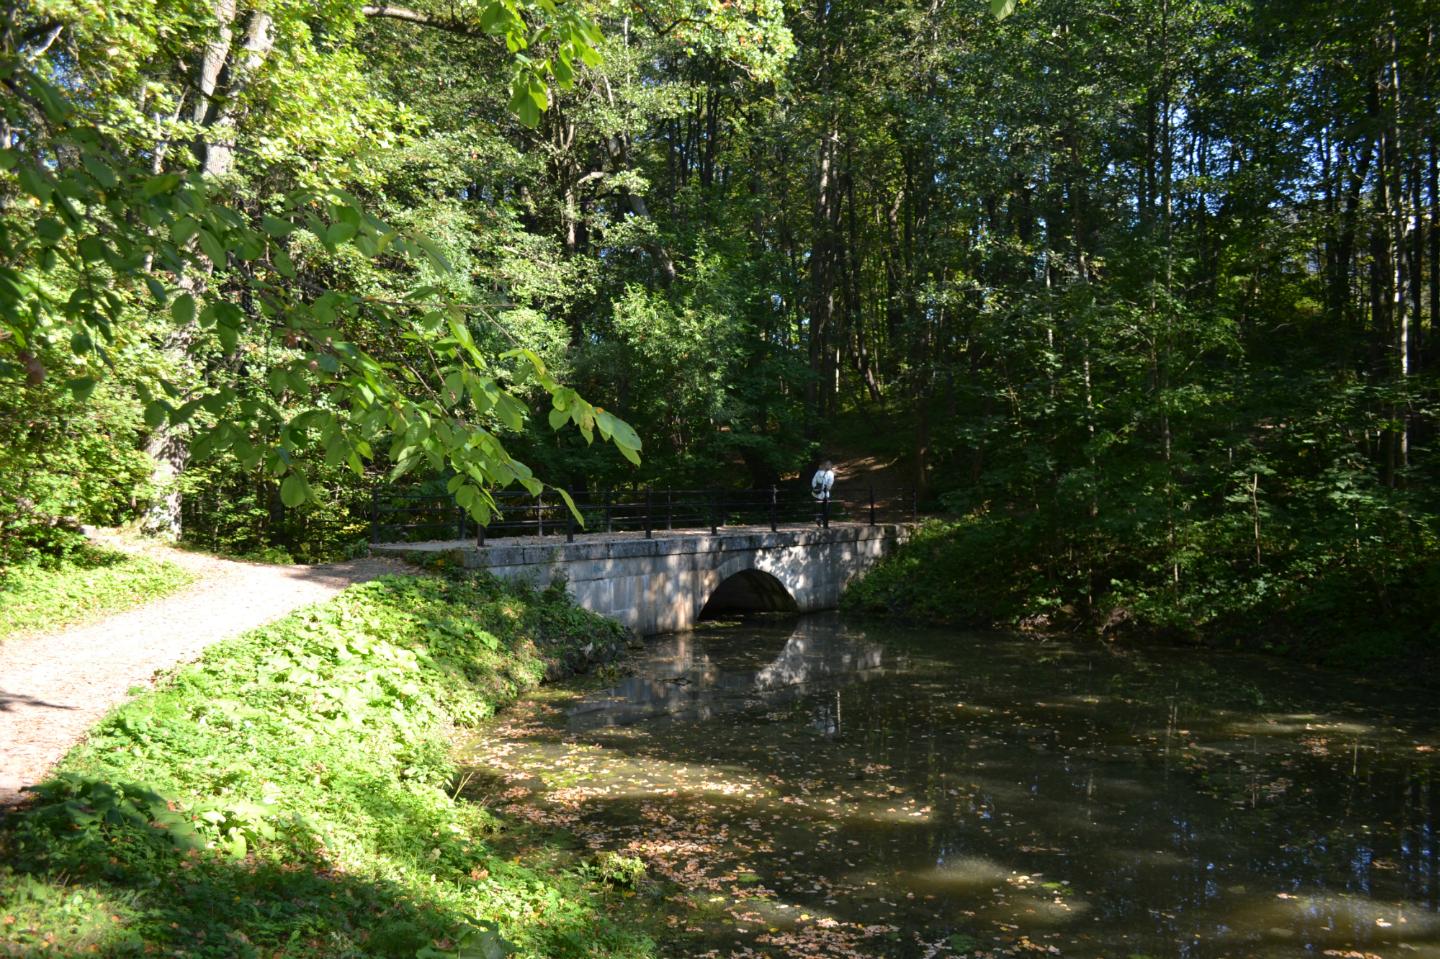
[21,24,63,63]
[361,4,487,38]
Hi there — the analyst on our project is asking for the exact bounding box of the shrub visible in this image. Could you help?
[0,545,192,639]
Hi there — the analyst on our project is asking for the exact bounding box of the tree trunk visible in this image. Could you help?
[807,125,839,433]
[602,133,677,285]
[145,1,275,537]
[1429,139,1438,376]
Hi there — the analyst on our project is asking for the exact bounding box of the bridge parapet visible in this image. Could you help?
[374,523,909,635]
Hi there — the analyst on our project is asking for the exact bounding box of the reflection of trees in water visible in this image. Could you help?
[492,621,1440,958]
[809,690,845,738]
[567,618,886,730]
[487,619,1440,956]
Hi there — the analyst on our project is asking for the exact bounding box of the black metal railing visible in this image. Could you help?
[370,484,919,545]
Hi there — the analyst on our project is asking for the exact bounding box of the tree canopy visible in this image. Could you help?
[3,0,1438,656]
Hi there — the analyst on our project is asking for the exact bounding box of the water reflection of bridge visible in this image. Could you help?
[567,617,888,730]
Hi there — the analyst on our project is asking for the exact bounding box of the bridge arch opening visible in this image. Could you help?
[698,569,799,620]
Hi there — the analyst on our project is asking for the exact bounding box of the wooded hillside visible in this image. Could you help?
[4,0,1437,657]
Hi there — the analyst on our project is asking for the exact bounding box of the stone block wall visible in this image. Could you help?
[444,525,908,634]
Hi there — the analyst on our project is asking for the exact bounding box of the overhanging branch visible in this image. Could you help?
[360,4,487,38]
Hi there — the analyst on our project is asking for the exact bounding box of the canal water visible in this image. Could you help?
[460,614,1440,958]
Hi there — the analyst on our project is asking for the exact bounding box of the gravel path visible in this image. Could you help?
[0,540,411,808]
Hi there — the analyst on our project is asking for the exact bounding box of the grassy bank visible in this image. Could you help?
[843,516,1440,676]
[0,571,655,958]
[0,545,193,641]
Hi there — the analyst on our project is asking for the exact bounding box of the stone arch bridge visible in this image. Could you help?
[376,524,909,635]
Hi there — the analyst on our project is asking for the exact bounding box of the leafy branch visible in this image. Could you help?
[0,49,638,527]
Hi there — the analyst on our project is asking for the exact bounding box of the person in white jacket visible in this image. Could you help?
[811,460,835,526]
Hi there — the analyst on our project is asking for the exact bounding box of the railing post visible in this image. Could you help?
[645,487,654,539]
[869,485,876,527]
[710,489,719,536]
[567,490,576,543]
[911,487,918,524]
[477,518,486,547]
[604,488,613,533]
[822,495,830,529]
[536,490,545,537]
[666,488,673,531]
[769,485,778,532]
[369,487,379,544]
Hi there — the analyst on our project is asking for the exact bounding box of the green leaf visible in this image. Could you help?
[455,484,478,509]
[18,165,53,200]
[595,410,642,455]
[464,924,517,959]
[443,371,466,405]
[333,202,362,227]
[216,322,238,353]
[323,437,348,468]
[77,236,108,261]
[280,474,310,508]
[82,155,117,189]
[35,217,65,243]
[577,41,602,68]
[289,409,330,433]
[171,294,196,326]
[144,400,169,429]
[142,173,181,197]
[67,376,97,401]
[413,236,452,272]
[261,215,295,238]
[191,430,217,461]
[170,217,201,246]
[494,393,526,430]
[991,0,1018,19]
[554,487,584,526]
[171,398,204,424]
[510,77,542,128]
[525,76,548,114]
[198,229,227,265]
[325,221,358,246]
[273,248,296,277]
[481,0,513,33]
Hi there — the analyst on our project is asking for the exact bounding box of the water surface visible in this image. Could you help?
[462,614,1440,958]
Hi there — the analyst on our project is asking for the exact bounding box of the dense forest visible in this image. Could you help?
[3,0,1438,663]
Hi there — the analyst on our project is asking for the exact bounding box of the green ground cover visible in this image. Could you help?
[0,546,194,641]
[0,571,655,959]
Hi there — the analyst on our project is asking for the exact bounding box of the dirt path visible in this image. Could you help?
[0,538,410,808]
[830,451,908,490]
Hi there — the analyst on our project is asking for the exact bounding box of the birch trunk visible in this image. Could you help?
[144,2,275,537]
